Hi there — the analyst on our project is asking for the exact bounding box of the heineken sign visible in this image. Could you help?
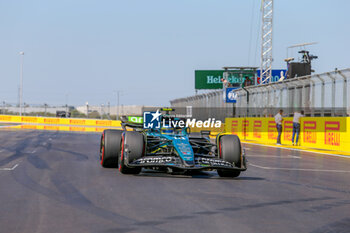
[195,70,255,90]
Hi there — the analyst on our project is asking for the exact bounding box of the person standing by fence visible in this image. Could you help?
[274,109,283,145]
[221,78,230,88]
[292,110,304,145]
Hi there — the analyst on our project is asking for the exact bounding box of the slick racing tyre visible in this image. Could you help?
[118,131,144,174]
[100,129,122,168]
[217,135,242,178]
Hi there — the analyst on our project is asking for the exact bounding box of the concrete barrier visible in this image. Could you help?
[0,115,121,127]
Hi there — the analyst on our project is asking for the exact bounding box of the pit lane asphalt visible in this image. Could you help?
[0,130,349,233]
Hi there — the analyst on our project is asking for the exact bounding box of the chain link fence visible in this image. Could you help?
[170,68,350,119]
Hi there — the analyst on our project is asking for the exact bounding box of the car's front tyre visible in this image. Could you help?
[118,131,144,174]
[100,129,122,168]
[217,135,242,178]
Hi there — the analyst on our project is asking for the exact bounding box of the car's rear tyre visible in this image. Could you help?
[118,131,144,174]
[217,135,242,178]
[100,129,122,168]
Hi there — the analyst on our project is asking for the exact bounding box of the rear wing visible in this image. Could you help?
[120,116,144,130]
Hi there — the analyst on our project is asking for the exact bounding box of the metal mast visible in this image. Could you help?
[19,52,24,116]
[260,0,273,84]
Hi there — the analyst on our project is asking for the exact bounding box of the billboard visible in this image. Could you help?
[225,117,349,152]
[225,87,238,103]
[256,69,287,84]
[195,70,255,90]
[195,69,286,89]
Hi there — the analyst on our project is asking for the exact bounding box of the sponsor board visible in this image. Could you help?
[135,156,176,164]
[0,115,13,121]
[303,121,317,144]
[0,115,122,127]
[195,70,255,89]
[22,117,38,123]
[256,69,287,84]
[44,118,60,124]
[325,121,340,146]
[70,119,86,125]
[134,156,234,167]
[43,125,60,131]
[195,157,234,167]
[195,69,286,90]
[69,126,86,132]
[242,120,249,138]
[253,120,262,138]
[225,117,350,153]
[128,116,143,124]
[95,120,112,126]
[21,125,38,130]
[267,120,277,140]
[283,120,293,141]
[225,87,238,103]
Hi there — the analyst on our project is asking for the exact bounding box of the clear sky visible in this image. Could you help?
[0,0,349,107]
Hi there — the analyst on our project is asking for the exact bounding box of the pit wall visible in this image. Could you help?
[224,117,350,153]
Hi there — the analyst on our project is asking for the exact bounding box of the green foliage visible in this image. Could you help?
[70,109,86,118]
[88,111,100,119]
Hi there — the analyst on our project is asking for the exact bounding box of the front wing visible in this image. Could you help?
[125,156,247,171]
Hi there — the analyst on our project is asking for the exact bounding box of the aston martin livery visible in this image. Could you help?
[100,109,247,177]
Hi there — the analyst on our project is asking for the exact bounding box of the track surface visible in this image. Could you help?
[0,130,349,233]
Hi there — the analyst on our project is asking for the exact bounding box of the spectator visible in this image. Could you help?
[221,78,229,88]
[274,109,283,145]
[243,76,253,87]
[292,110,304,145]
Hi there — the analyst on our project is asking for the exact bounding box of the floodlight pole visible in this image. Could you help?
[19,52,24,116]
[116,90,122,120]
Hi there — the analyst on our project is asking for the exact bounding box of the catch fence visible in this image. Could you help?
[170,68,350,119]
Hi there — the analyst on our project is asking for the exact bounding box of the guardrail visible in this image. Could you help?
[170,68,350,118]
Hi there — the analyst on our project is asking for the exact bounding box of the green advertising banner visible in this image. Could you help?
[195,70,255,89]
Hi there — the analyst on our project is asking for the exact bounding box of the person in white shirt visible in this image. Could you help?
[221,78,230,88]
[274,109,283,145]
[292,110,304,145]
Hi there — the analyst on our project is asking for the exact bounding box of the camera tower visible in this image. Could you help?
[260,0,274,84]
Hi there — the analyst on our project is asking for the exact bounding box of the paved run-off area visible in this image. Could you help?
[0,129,349,233]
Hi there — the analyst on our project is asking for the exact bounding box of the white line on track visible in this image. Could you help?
[0,164,19,171]
[249,163,350,173]
[30,150,37,154]
[242,142,350,159]
[247,155,300,159]
[0,125,12,129]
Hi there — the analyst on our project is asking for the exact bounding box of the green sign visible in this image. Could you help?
[128,116,143,124]
[195,70,255,90]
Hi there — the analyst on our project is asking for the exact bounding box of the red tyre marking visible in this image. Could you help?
[218,138,222,159]
[101,133,105,165]
[119,134,125,172]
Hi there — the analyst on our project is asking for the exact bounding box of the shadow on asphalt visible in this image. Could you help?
[128,170,265,180]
